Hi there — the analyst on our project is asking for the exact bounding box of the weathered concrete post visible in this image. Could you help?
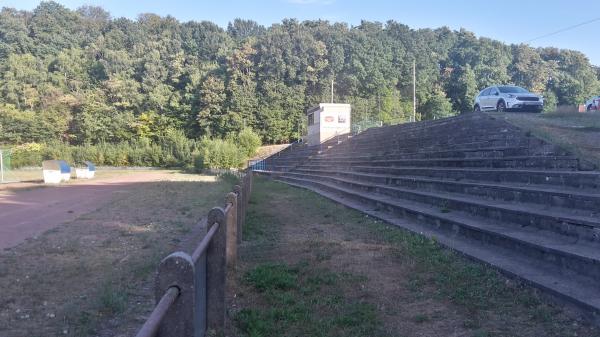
[225,192,238,268]
[155,252,195,337]
[206,207,227,333]
[233,185,243,244]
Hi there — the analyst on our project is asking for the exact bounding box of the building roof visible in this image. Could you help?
[306,103,351,115]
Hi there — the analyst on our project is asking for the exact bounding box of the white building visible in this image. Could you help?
[305,103,351,146]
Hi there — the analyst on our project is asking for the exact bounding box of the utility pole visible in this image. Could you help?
[412,59,416,123]
[331,78,334,103]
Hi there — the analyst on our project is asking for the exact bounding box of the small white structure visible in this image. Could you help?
[306,103,351,146]
[75,161,96,179]
[42,160,71,184]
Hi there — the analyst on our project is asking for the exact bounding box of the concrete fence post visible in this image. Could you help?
[233,185,243,244]
[155,252,195,337]
[206,207,227,333]
[225,192,238,268]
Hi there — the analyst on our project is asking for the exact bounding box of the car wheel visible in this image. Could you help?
[587,104,593,112]
[496,101,506,112]
[474,105,481,112]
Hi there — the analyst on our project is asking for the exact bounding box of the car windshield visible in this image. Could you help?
[498,86,529,94]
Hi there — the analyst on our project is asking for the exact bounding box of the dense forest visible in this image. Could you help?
[1,1,599,146]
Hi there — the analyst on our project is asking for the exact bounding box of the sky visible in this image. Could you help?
[2,0,600,65]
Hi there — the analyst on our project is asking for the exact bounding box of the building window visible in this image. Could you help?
[308,113,314,126]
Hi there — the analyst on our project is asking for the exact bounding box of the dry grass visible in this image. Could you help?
[229,176,600,337]
[488,111,600,167]
[251,144,290,161]
[0,171,235,337]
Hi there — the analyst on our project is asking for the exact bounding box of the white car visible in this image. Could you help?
[584,96,600,111]
[474,85,544,113]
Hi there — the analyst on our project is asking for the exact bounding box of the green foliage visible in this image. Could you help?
[0,2,598,147]
[8,137,198,168]
[542,90,558,112]
[9,143,44,168]
[421,88,456,120]
[236,128,262,158]
[195,138,244,170]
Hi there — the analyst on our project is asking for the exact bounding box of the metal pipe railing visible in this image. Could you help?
[134,286,180,337]
[191,222,219,263]
[133,172,253,337]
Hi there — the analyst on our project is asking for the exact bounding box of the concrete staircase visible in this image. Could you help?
[261,112,600,318]
[260,134,354,172]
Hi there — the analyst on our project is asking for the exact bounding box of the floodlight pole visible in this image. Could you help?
[413,59,416,123]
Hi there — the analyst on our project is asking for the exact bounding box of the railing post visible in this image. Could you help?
[206,207,227,333]
[155,252,195,337]
[225,192,238,268]
[233,185,243,244]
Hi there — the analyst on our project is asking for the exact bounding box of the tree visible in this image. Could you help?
[421,88,455,120]
[0,2,598,146]
[447,65,478,112]
[197,75,226,137]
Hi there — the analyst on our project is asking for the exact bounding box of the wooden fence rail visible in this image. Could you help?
[134,171,253,337]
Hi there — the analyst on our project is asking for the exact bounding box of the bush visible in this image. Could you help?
[236,128,261,158]
[10,143,44,167]
[196,138,244,170]
[157,128,198,167]
[7,128,248,169]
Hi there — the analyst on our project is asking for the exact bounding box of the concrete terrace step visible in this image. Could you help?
[276,175,600,283]
[314,146,556,161]
[340,132,533,147]
[340,166,600,189]
[329,140,547,157]
[351,121,522,139]
[299,155,583,171]
[273,177,600,316]
[291,168,600,211]
[283,172,600,241]
[256,111,600,318]
[332,137,550,154]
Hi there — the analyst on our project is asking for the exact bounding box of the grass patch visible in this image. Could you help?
[236,261,381,337]
[230,176,599,337]
[244,263,299,292]
[98,281,129,315]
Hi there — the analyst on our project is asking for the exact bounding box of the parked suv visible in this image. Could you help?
[473,85,543,112]
[584,96,600,111]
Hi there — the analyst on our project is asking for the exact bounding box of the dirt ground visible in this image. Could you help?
[228,177,600,337]
[0,170,181,250]
[0,171,234,337]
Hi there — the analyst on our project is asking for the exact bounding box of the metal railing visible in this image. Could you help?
[135,171,253,337]
[248,159,266,171]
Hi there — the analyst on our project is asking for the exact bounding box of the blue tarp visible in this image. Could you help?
[58,160,71,174]
[84,161,96,172]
